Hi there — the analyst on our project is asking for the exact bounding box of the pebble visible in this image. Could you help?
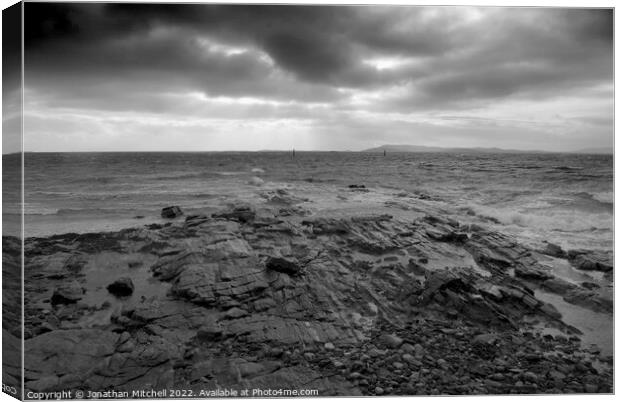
[349,372,362,380]
[333,361,344,368]
[381,333,404,349]
[374,387,384,395]
[269,347,284,357]
[413,343,424,358]
[489,373,505,381]
[393,362,405,370]
[523,371,539,383]
[324,342,336,351]
[584,383,598,393]
[401,343,416,354]
[548,370,566,381]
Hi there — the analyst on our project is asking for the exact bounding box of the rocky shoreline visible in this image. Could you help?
[3,184,613,396]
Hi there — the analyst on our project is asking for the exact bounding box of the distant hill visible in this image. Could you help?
[571,147,613,155]
[361,144,546,154]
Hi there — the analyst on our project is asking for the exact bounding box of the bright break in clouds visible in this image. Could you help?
[9,4,614,152]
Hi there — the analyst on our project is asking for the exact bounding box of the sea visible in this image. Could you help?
[2,152,614,253]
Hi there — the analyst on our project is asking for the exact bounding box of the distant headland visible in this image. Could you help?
[362,144,613,155]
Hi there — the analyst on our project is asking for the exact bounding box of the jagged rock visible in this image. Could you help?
[541,278,577,295]
[425,227,454,242]
[542,243,566,258]
[265,257,301,276]
[161,206,183,219]
[477,283,503,301]
[514,265,552,280]
[464,233,514,272]
[50,281,84,305]
[539,303,562,319]
[521,294,540,309]
[302,218,348,235]
[184,214,210,227]
[212,205,256,223]
[417,269,474,304]
[106,277,134,296]
[563,289,612,313]
[581,282,599,290]
[423,215,459,228]
[567,250,613,272]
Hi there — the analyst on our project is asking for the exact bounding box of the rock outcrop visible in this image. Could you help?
[13,201,613,396]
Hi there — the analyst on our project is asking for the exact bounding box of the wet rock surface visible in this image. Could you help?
[161,206,184,219]
[11,194,613,396]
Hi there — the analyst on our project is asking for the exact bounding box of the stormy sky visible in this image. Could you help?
[15,3,614,152]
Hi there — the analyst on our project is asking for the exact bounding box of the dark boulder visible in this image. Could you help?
[107,277,135,297]
[266,257,301,276]
[51,281,85,305]
[161,206,183,219]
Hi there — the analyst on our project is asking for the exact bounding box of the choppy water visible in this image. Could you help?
[2,152,613,252]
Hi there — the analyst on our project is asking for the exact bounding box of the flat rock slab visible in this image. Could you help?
[225,314,365,345]
[172,258,269,306]
[25,329,119,381]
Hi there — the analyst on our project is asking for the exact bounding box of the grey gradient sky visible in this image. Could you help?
[12,3,614,152]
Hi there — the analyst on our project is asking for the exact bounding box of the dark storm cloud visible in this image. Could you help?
[22,3,613,152]
[3,2,22,96]
[24,4,612,110]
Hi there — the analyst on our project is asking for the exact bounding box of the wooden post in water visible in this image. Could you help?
[292,148,295,158]
[384,149,386,157]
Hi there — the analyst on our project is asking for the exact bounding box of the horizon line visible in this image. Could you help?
[3,148,613,155]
